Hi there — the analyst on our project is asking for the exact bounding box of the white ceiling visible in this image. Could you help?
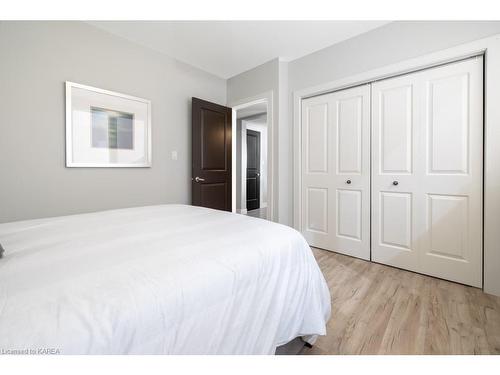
[88,21,390,79]
[237,102,267,119]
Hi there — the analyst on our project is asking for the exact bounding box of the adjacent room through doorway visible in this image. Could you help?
[235,102,268,220]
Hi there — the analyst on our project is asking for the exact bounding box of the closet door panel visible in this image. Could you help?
[427,73,469,174]
[331,85,370,259]
[379,191,412,250]
[418,57,483,287]
[337,96,363,174]
[301,94,335,250]
[426,194,468,259]
[372,57,483,287]
[301,85,370,260]
[371,75,419,271]
[306,102,329,173]
[336,189,362,240]
[379,84,413,174]
[306,187,329,233]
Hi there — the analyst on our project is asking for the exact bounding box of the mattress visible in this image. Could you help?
[0,204,331,354]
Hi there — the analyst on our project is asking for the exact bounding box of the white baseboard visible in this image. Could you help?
[237,209,248,215]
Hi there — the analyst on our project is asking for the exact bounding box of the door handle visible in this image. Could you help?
[194,176,205,183]
[393,180,399,186]
[346,179,352,184]
[256,172,260,177]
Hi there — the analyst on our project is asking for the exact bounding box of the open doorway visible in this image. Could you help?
[234,101,270,220]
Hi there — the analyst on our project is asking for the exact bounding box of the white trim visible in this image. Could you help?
[237,208,248,215]
[240,120,248,213]
[293,33,500,296]
[229,91,274,222]
[65,81,152,168]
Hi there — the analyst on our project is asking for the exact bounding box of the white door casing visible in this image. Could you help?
[371,57,483,287]
[301,85,370,260]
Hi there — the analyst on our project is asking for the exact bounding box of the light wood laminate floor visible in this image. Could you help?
[303,247,500,355]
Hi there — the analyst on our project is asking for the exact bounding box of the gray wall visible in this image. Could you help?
[227,59,280,104]
[289,21,500,91]
[0,21,226,223]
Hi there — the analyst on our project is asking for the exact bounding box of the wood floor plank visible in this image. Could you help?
[307,247,500,355]
[378,272,428,354]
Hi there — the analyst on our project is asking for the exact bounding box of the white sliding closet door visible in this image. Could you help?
[371,57,483,287]
[301,85,370,260]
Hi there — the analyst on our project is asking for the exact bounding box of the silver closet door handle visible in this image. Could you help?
[393,180,399,186]
[256,172,260,177]
[194,177,205,182]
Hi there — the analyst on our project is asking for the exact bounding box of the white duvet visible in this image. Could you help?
[0,205,330,354]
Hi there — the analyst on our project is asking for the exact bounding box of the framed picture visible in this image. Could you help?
[65,82,151,167]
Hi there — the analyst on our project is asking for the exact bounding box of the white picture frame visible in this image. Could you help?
[65,82,152,167]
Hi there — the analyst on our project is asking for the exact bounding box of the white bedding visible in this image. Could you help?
[0,205,330,354]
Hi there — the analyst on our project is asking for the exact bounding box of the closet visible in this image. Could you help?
[301,56,483,287]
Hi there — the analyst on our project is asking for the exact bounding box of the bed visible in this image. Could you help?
[0,204,331,354]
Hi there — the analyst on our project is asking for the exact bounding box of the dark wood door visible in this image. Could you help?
[192,97,232,211]
[246,129,260,211]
